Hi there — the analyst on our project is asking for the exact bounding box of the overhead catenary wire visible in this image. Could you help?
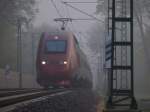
[50,0,62,17]
[51,0,104,31]
[65,3,77,32]
[60,0,101,21]
[63,1,93,43]
[51,0,103,32]
[58,0,74,31]
[71,18,98,21]
[64,2,84,41]
[58,0,68,18]
[62,2,98,4]
[61,3,79,41]
[50,0,69,30]
[62,2,105,23]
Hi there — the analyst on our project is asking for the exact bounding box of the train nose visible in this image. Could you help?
[40,59,69,75]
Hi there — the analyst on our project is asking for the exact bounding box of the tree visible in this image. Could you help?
[95,0,150,66]
[134,0,150,68]
[0,0,37,70]
[0,0,36,24]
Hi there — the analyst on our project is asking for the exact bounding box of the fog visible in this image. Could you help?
[33,0,102,90]
[34,0,98,31]
[0,0,150,103]
[31,0,150,99]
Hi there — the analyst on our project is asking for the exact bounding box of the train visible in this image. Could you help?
[36,31,92,88]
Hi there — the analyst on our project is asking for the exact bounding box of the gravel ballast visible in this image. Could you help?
[9,89,98,112]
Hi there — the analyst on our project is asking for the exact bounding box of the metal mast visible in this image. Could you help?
[106,0,137,109]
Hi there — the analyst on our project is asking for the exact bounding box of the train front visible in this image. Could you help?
[36,33,71,88]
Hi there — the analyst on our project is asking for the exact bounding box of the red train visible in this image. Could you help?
[36,31,92,88]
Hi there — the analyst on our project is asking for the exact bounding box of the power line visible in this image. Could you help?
[62,2,98,4]
[50,0,62,17]
[59,0,68,17]
[51,0,76,30]
[71,18,98,21]
[55,17,98,21]
[64,3,78,33]
[51,0,72,30]
[64,1,92,41]
[62,2,104,23]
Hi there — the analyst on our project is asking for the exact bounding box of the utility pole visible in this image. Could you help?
[31,32,35,76]
[17,18,22,88]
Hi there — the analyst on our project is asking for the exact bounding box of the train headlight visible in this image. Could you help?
[41,61,46,65]
[63,61,67,65]
[59,61,67,65]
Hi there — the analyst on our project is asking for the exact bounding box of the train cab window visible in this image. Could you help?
[45,40,67,53]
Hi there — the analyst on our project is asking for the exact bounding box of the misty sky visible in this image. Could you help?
[33,0,100,33]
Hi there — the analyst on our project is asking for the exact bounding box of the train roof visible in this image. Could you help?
[40,31,79,44]
[42,31,73,38]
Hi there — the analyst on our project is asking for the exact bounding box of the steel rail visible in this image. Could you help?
[0,89,68,108]
[0,89,42,97]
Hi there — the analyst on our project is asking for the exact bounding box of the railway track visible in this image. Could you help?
[0,88,42,97]
[0,88,70,109]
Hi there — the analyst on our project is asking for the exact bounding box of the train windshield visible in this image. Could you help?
[45,40,67,53]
